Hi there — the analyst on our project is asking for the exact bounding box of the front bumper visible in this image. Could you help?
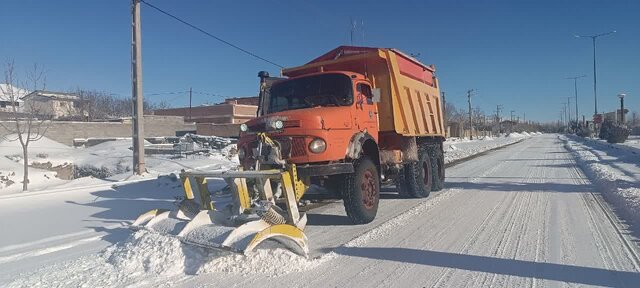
[297,162,354,178]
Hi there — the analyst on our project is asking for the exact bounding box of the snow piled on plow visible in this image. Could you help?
[5,230,323,288]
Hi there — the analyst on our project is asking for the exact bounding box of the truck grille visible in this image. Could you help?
[291,137,307,157]
[244,136,307,160]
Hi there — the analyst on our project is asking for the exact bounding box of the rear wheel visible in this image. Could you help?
[428,145,445,191]
[403,147,432,198]
[342,156,380,224]
[395,167,411,198]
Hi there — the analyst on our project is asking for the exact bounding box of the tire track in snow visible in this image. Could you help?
[567,147,640,271]
[430,140,532,288]
[561,141,639,287]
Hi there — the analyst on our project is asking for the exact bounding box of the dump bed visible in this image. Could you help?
[282,46,445,137]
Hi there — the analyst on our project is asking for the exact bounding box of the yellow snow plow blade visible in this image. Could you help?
[131,164,309,257]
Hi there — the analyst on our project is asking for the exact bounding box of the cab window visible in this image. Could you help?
[357,83,373,104]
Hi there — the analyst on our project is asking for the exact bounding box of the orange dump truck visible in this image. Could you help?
[238,46,445,224]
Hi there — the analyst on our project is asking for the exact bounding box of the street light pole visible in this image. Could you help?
[576,31,616,116]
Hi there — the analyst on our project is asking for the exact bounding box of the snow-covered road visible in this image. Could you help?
[3,134,640,287]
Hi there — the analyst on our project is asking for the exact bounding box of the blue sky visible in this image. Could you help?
[1,0,638,122]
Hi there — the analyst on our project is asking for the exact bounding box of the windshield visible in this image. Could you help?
[267,73,353,113]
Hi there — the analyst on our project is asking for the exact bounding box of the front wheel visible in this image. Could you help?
[342,156,380,224]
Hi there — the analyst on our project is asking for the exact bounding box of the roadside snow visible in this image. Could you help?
[0,136,237,195]
[444,132,536,164]
[561,135,640,228]
[3,229,325,288]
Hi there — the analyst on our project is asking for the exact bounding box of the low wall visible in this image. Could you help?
[196,123,240,138]
[0,116,196,145]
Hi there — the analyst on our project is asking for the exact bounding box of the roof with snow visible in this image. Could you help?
[22,90,80,101]
[0,84,28,102]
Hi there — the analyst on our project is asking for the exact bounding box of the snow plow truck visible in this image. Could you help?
[132,46,446,257]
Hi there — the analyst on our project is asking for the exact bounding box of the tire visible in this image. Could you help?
[403,146,432,198]
[428,145,445,191]
[342,156,380,224]
[395,167,411,198]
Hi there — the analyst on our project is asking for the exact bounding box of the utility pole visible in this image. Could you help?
[467,89,474,140]
[567,97,571,123]
[441,91,446,130]
[189,87,193,122]
[496,104,503,133]
[350,18,355,45]
[562,103,568,131]
[565,75,586,126]
[510,110,515,133]
[131,0,145,175]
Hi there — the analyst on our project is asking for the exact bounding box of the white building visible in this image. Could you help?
[0,84,26,113]
[21,90,83,119]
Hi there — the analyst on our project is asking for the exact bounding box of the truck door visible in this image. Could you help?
[355,83,379,135]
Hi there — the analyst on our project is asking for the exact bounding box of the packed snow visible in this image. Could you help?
[3,133,639,288]
[443,132,538,163]
[561,135,640,229]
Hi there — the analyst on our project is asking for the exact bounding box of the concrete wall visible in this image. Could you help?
[0,115,196,145]
[154,103,257,124]
[196,123,241,138]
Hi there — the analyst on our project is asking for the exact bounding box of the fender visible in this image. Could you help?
[346,131,377,159]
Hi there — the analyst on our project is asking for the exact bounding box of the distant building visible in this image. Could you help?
[21,90,85,119]
[154,96,258,124]
[0,84,25,113]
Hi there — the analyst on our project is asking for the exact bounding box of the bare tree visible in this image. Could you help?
[73,88,171,121]
[0,61,50,191]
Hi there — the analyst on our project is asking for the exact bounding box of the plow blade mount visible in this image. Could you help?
[130,164,310,257]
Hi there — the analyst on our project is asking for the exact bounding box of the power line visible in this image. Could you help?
[139,0,284,68]
[146,91,189,96]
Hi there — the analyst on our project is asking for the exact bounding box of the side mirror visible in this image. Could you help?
[371,88,381,103]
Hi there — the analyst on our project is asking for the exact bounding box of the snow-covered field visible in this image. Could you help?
[4,133,640,288]
[0,136,236,195]
[562,135,640,229]
[0,132,531,195]
[444,132,538,163]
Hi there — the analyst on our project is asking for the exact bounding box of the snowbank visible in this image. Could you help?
[4,230,324,288]
[443,133,535,164]
[561,135,640,229]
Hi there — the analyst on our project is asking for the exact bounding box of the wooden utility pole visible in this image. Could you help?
[189,87,193,121]
[131,0,145,174]
[467,89,474,139]
[441,91,446,133]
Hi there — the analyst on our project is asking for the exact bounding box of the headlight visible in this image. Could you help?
[308,138,326,153]
[272,120,284,130]
[238,147,246,160]
[240,123,248,132]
